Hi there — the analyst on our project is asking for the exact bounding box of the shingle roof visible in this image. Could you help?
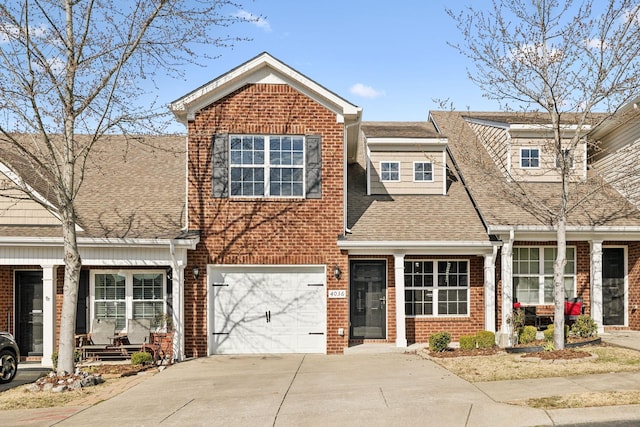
[431,111,640,228]
[346,122,490,243]
[361,121,440,139]
[462,111,607,126]
[0,134,186,239]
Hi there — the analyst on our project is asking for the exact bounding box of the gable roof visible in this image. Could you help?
[430,111,640,234]
[340,122,492,253]
[169,52,362,125]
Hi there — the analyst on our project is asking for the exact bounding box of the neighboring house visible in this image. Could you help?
[0,136,198,366]
[6,52,640,365]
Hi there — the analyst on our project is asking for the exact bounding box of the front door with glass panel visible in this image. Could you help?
[15,271,44,356]
[350,261,386,339]
[603,248,625,325]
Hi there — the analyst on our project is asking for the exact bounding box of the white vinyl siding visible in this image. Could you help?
[510,137,586,182]
[369,151,443,195]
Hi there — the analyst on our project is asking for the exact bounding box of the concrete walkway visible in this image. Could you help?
[1,331,640,426]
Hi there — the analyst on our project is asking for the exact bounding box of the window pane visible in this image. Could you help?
[514,277,539,304]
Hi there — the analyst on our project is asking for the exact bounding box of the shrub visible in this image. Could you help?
[518,325,537,344]
[543,342,555,352]
[543,324,569,341]
[459,335,477,350]
[429,332,451,352]
[570,315,598,338]
[476,331,495,349]
[131,351,153,366]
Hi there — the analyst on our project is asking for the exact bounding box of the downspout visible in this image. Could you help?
[343,119,361,235]
[168,240,184,361]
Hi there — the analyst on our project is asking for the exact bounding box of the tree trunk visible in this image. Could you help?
[56,209,81,375]
[553,218,567,350]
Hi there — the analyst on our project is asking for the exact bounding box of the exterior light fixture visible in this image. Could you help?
[333,264,342,280]
[193,267,199,280]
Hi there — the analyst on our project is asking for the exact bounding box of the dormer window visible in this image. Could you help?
[520,148,540,168]
[380,161,400,182]
[414,162,434,182]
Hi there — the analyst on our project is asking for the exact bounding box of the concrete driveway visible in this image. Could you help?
[54,352,551,427]
[0,363,49,393]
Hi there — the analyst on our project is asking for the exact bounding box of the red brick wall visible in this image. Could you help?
[185,83,348,356]
[0,266,14,333]
[404,255,485,343]
[628,242,640,330]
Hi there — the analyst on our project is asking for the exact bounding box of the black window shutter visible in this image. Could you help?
[305,135,322,199]
[212,133,229,198]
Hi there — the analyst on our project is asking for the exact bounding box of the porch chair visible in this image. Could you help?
[81,318,117,359]
[121,318,152,355]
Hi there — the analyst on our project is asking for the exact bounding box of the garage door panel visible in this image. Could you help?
[209,266,326,354]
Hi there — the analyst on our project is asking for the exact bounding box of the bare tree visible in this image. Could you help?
[0,0,253,374]
[448,0,640,349]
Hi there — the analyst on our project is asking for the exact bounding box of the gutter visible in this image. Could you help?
[0,236,200,249]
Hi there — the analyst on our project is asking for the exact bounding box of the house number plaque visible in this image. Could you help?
[328,290,346,298]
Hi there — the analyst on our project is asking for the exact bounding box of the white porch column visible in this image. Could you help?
[484,247,498,333]
[500,231,514,336]
[590,240,604,334]
[171,261,186,362]
[393,253,407,348]
[41,265,57,368]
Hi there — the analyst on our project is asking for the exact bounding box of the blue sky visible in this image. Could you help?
[162,0,499,128]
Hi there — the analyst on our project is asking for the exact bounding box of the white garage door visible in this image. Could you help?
[209,265,326,354]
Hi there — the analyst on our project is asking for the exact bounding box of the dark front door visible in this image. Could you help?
[350,260,386,339]
[603,248,625,326]
[15,271,44,356]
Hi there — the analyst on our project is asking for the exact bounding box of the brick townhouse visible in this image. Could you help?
[3,52,640,366]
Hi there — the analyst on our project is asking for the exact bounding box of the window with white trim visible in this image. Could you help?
[230,135,305,197]
[92,271,166,332]
[414,162,433,182]
[513,246,576,305]
[380,161,400,181]
[555,149,574,169]
[520,148,540,168]
[404,260,469,316]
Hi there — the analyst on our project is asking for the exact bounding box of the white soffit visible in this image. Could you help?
[170,52,361,124]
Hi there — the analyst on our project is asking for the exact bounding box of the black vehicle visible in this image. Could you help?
[0,332,19,383]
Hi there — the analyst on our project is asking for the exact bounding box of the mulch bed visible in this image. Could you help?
[428,347,501,358]
[521,348,592,360]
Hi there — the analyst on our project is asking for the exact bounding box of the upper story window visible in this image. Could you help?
[414,162,434,182]
[520,148,540,168]
[555,149,574,169]
[380,161,400,181]
[230,135,305,197]
[212,133,322,199]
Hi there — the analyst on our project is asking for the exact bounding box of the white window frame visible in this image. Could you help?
[229,134,305,198]
[555,148,574,169]
[520,148,540,168]
[380,161,400,182]
[404,259,470,317]
[90,270,166,333]
[413,161,434,182]
[513,246,576,306]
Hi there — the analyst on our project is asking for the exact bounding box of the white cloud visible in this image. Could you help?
[236,10,271,32]
[350,83,384,99]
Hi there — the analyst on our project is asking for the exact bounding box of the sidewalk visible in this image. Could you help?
[1,332,640,426]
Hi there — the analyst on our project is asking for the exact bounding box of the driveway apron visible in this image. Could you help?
[56,352,550,427]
